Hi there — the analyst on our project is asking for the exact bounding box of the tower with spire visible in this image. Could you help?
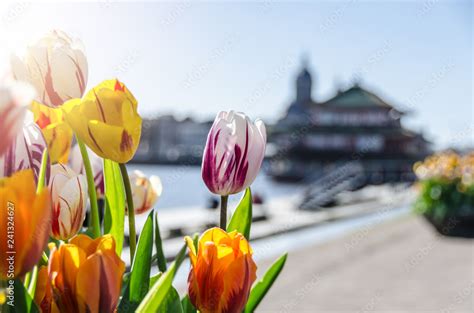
[295,56,313,103]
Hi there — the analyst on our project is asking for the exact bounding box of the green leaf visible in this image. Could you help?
[227,187,252,239]
[181,295,197,313]
[149,273,163,289]
[118,212,155,312]
[103,159,125,255]
[154,212,167,272]
[157,287,183,313]
[136,243,188,313]
[244,253,288,313]
[2,279,40,313]
[129,211,155,302]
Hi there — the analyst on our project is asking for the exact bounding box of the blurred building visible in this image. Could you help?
[268,60,430,183]
[134,115,212,164]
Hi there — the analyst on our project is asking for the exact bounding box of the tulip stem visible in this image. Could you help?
[27,266,38,297]
[36,148,48,193]
[220,195,229,229]
[76,136,100,239]
[119,163,137,263]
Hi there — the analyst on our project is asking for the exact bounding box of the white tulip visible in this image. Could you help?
[202,111,266,195]
[129,170,163,215]
[11,30,88,108]
[49,164,88,240]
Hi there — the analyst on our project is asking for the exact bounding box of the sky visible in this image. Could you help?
[0,1,472,149]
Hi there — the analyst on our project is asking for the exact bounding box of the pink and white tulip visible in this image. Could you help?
[0,117,50,183]
[0,80,34,156]
[11,30,88,108]
[49,164,87,240]
[202,111,266,196]
[129,170,163,215]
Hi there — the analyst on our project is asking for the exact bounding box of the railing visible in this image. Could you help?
[299,161,365,210]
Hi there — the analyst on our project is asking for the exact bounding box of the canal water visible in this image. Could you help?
[128,164,301,209]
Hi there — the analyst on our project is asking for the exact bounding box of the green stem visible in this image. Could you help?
[36,148,48,193]
[76,136,100,238]
[27,266,38,297]
[220,195,229,229]
[119,163,137,264]
[40,252,49,266]
[23,271,31,289]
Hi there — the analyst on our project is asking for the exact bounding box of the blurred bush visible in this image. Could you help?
[413,152,474,234]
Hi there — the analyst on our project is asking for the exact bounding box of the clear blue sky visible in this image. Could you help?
[0,1,472,149]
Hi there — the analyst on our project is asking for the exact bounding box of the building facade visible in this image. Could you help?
[134,115,212,164]
[268,62,430,183]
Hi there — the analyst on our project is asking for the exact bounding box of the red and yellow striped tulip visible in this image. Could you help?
[11,30,88,108]
[35,234,125,313]
[62,79,142,163]
[0,170,51,279]
[185,227,257,313]
[49,164,87,240]
[31,101,73,164]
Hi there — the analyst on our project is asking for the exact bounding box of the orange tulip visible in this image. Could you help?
[0,170,51,279]
[35,234,125,313]
[185,227,257,313]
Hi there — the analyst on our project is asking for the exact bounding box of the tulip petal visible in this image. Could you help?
[76,251,124,313]
[87,120,141,163]
[75,253,101,313]
[0,170,51,278]
[54,175,87,240]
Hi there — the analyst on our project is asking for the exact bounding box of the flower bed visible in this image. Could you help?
[0,30,286,313]
[413,152,474,235]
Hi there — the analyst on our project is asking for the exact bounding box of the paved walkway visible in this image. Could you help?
[258,215,474,313]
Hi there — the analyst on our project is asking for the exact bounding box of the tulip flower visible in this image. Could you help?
[11,30,88,108]
[31,101,73,164]
[0,170,51,279]
[0,80,35,156]
[70,143,104,198]
[129,170,162,215]
[202,111,266,196]
[0,120,50,183]
[62,79,142,163]
[185,227,257,313]
[35,234,125,313]
[49,164,87,240]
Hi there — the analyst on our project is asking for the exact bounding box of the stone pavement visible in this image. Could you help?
[257,215,474,313]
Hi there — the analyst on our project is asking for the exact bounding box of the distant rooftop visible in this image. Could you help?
[320,85,397,110]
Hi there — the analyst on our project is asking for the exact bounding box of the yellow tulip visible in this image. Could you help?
[31,101,73,164]
[62,79,142,163]
[35,234,125,313]
[185,227,257,313]
[0,170,51,279]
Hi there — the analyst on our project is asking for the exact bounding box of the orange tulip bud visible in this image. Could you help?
[0,170,51,279]
[35,234,125,313]
[185,228,257,313]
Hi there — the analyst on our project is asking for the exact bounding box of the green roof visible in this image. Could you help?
[321,85,395,109]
